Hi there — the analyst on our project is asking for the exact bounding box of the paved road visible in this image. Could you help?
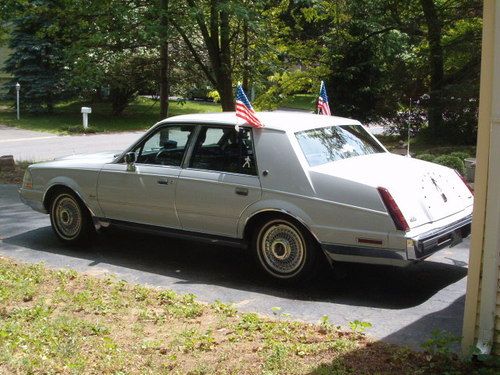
[0,115,387,162]
[0,184,469,350]
[0,125,143,161]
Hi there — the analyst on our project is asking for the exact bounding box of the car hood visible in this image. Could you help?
[309,152,473,229]
[31,151,121,171]
[54,151,121,162]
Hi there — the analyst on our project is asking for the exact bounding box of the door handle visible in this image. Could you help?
[157,179,170,185]
[235,187,249,196]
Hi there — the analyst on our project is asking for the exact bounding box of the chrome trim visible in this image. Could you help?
[322,243,407,260]
[407,214,472,260]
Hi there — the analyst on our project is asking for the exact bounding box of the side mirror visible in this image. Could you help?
[124,152,136,165]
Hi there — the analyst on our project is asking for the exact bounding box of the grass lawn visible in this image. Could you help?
[0,257,493,375]
[0,97,221,134]
[280,94,316,111]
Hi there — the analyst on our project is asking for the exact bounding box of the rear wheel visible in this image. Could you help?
[49,190,93,245]
[252,218,318,283]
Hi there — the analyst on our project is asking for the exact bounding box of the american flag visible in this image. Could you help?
[235,85,263,128]
[317,80,331,115]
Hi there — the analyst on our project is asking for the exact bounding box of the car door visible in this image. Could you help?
[175,125,261,237]
[97,124,196,228]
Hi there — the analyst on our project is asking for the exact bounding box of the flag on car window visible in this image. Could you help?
[235,85,263,128]
[317,81,331,116]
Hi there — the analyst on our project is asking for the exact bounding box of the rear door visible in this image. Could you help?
[97,124,196,228]
[175,126,261,237]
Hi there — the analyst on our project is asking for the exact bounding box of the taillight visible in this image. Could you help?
[377,187,410,232]
[455,170,474,195]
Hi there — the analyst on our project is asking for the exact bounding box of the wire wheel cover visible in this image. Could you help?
[53,195,82,240]
[260,223,305,275]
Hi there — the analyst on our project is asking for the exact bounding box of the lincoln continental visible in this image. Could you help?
[19,112,473,282]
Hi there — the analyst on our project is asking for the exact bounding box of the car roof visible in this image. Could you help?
[158,111,361,132]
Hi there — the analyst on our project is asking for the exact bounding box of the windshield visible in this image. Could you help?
[295,125,385,166]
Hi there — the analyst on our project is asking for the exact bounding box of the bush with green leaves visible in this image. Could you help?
[433,155,465,175]
[416,154,436,162]
[449,151,470,161]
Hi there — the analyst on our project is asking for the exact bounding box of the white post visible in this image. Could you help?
[407,98,411,157]
[81,107,92,129]
[15,82,20,120]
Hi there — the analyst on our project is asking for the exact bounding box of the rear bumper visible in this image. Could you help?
[406,214,472,260]
[321,213,472,266]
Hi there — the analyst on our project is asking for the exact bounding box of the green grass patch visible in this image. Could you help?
[0,257,488,374]
[280,94,316,111]
[0,97,221,134]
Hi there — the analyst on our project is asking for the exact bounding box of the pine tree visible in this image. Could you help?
[4,2,70,113]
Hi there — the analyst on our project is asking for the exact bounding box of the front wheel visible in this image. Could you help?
[49,190,93,245]
[252,218,318,283]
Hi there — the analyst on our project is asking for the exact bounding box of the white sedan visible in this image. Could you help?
[19,112,473,283]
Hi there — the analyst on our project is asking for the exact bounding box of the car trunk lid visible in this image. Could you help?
[310,153,473,229]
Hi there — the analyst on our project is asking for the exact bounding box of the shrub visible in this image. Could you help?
[433,155,465,175]
[416,154,436,162]
[449,151,470,161]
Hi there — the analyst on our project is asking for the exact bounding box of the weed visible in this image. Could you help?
[211,300,237,317]
[175,328,216,352]
[263,341,290,374]
[421,329,460,356]
[348,320,372,334]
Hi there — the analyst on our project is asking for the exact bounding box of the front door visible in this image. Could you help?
[175,126,261,237]
[97,124,196,228]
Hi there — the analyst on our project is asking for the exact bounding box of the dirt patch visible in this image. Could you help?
[0,161,29,185]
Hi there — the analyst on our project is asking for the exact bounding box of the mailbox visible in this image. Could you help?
[81,107,92,129]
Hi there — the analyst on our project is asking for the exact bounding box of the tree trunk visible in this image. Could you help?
[159,0,169,119]
[217,4,234,111]
[420,0,444,138]
[159,40,169,118]
[242,19,249,94]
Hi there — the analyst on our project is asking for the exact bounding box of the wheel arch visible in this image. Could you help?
[43,183,95,216]
[242,208,320,246]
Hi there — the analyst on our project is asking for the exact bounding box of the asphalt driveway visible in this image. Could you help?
[0,124,142,161]
[0,184,469,350]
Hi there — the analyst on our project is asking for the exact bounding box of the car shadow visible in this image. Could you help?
[2,225,467,309]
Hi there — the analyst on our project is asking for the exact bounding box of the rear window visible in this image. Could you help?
[295,125,385,166]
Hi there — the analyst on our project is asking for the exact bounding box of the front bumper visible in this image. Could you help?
[322,213,472,266]
[19,188,47,214]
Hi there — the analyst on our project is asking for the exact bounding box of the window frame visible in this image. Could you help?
[118,123,197,169]
[184,124,259,177]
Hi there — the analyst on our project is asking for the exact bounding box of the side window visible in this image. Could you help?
[134,125,195,166]
[189,126,257,175]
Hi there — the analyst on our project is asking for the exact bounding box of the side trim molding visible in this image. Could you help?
[104,219,247,249]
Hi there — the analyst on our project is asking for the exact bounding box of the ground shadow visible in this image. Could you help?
[3,224,467,309]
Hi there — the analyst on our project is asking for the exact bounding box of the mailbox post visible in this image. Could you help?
[81,107,92,129]
[15,82,20,120]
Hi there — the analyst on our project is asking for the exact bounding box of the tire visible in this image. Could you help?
[252,218,318,283]
[49,189,94,245]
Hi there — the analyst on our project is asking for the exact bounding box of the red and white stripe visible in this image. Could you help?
[236,101,263,128]
[317,98,331,116]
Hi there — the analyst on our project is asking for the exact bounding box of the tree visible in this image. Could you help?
[3,0,73,112]
[172,0,267,111]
